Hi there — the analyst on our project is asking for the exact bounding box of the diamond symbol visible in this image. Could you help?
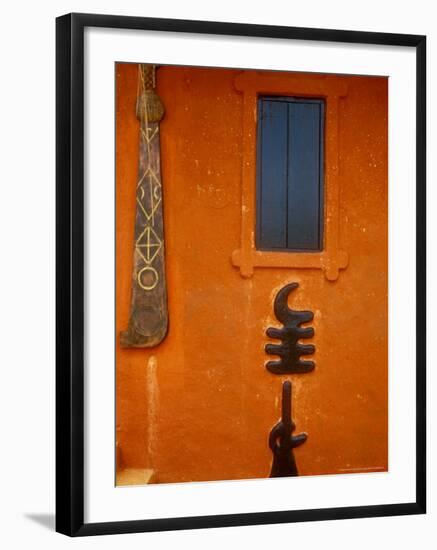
[136,226,162,265]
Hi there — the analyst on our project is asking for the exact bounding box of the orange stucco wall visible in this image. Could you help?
[116,63,388,483]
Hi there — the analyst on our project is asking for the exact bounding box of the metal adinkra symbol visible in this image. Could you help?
[265,283,315,374]
[266,283,314,477]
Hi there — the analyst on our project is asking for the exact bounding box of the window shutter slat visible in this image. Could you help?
[257,100,288,249]
[287,102,323,250]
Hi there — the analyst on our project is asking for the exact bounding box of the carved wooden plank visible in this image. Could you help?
[120,65,168,347]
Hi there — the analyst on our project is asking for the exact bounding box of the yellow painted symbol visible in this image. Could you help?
[137,266,159,291]
[136,225,162,265]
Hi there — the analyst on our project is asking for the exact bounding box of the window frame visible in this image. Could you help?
[230,70,349,281]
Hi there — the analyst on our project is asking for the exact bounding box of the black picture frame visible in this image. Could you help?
[56,12,426,537]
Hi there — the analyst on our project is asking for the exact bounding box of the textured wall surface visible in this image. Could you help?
[115,63,388,484]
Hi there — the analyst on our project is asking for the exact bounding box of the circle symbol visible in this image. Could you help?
[137,266,159,291]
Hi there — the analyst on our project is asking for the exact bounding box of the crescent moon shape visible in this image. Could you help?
[273,283,299,324]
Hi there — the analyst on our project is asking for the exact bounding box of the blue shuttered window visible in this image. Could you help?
[256,97,325,251]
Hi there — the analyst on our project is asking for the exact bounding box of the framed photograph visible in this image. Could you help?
[56,12,426,536]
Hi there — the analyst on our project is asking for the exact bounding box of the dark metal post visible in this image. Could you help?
[269,381,307,477]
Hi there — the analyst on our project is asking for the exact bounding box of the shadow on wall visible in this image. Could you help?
[24,513,55,531]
